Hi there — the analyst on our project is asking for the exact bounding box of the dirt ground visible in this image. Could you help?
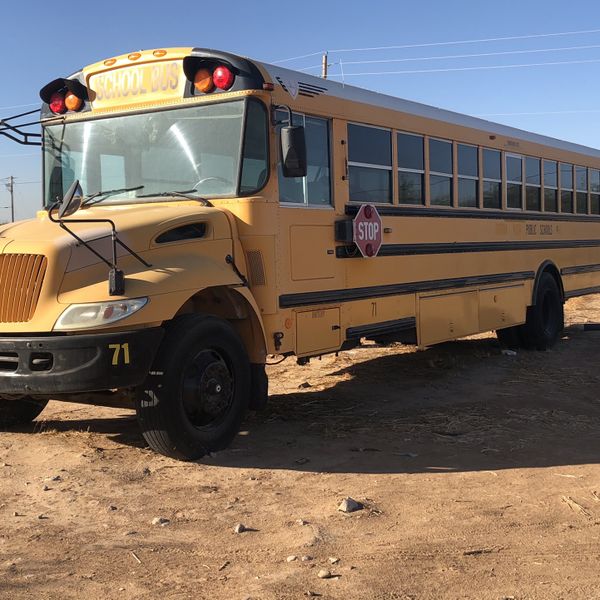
[2,298,600,599]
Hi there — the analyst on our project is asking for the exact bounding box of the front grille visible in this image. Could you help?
[0,254,47,322]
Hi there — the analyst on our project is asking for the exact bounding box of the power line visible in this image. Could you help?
[338,43,600,66]
[326,57,600,77]
[272,51,325,64]
[0,102,38,111]
[475,109,600,117]
[329,27,600,54]
[272,27,600,64]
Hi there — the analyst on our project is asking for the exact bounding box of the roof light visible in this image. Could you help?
[194,68,214,93]
[49,92,66,114]
[213,65,235,90]
[64,91,83,111]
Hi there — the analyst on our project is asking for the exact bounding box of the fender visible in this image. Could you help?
[532,260,564,305]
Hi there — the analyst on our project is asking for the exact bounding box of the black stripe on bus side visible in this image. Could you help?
[561,263,600,275]
[279,270,534,308]
[336,239,600,258]
[344,204,600,223]
[346,317,416,340]
[564,285,600,299]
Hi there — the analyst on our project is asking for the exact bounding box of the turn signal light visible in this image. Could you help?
[213,66,235,90]
[49,92,67,114]
[64,91,83,111]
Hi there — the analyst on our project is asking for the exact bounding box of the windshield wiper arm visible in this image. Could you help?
[137,189,212,205]
[81,185,145,207]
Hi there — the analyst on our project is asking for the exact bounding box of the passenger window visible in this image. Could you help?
[590,169,600,215]
[397,133,424,205]
[482,148,501,209]
[543,160,558,212]
[525,157,541,211]
[429,138,452,206]
[576,166,588,214]
[277,110,331,206]
[348,123,392,203]
[506,154,523,209]
[560,163,574,213]
[457,144,478,208]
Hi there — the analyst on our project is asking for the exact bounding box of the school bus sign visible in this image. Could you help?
[353,204,382,257]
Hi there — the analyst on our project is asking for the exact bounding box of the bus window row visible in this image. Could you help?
[347,122,600,214]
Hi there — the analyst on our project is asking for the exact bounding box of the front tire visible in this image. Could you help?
[135,315,251,460]
[520,272,564,350]
[0,397,48,428]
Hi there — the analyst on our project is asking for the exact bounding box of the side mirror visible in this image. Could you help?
[280,126,307,178]
[58,179,83,218]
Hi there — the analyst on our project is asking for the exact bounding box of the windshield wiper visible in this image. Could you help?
[81,185,145,207]
[137,189,212,205]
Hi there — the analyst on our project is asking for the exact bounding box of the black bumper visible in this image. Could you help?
[0,328,164,395]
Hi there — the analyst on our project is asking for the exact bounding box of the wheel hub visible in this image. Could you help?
[182,350,233,427]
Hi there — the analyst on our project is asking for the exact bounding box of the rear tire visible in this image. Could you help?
[519,272,564,350]
[496,326,522,349]
[0,397,48,428]
[135,314,251,460]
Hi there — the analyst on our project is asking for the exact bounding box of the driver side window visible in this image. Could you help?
[276,110,331,207]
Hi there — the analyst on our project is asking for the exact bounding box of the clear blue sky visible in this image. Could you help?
[2,0,600,220]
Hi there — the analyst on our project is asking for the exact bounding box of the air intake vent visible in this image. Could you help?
[245,250,266,286]
[155,223,206,244]
[0,254,47,322]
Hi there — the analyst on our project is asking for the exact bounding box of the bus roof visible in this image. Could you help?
[258,60,600,160]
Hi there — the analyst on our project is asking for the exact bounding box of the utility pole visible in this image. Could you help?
[5,176,14,222]
[321,52,328,80]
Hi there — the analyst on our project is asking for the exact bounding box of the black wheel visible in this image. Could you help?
[135,315,251,460]
[249,363,268,411]
[0,397,48,428]
[520,272,564,350]
[496,325,522,349]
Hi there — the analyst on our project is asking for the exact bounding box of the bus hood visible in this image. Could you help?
[0,201,233,258]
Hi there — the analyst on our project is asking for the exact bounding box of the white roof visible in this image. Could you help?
[259,61,600,160]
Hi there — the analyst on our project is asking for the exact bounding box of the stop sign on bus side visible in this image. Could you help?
[352,204,383,258]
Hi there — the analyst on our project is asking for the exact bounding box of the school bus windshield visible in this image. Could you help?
[43,98,269,206]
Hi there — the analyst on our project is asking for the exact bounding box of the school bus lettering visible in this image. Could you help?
[0,46,597,461]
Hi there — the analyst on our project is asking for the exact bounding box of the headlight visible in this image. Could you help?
[54,297,148,331]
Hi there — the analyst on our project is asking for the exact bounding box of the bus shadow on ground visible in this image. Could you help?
[23,325,600,474]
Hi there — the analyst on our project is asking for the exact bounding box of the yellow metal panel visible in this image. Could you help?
[296,308,340,355]
[479,284,527,332]
[290,225,336,281]
[419,291,479,346]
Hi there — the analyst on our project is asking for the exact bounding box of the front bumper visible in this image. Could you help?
[0,327,164,395]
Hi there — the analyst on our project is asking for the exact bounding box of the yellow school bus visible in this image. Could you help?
[0,46,598,459]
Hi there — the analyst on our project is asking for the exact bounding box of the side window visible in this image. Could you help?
[397,133,424,205]
[543,160,558,212]
[240,100,268,194]
[576,166,588,214]
[525,157,541,211]
[348,123,392,203]
[591,169,600,215]
[429,138,452,206]
[482,148,501,209]
[277,110,331,206]
[560,163,573,213]
[506,154,523,209]
[457,143,478,208]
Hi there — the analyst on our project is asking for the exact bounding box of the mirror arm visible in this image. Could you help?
[271,104,293,126]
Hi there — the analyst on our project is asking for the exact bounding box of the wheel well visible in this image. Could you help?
[172,286,267,363]
[532,261,564,305]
